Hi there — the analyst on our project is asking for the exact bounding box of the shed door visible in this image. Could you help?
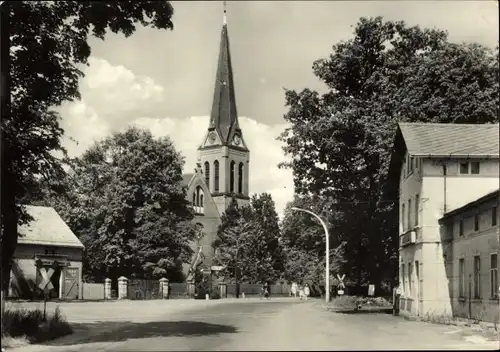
[63,267,79,300]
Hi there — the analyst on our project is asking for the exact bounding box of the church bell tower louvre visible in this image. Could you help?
[197,1,250,216]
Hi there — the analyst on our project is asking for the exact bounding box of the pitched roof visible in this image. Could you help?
[182,173,194,188]
[18,206,84,249]
[209,22,240,144]
[440,189,499,221]
[399,122,499,156]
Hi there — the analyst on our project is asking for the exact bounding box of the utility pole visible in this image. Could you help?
[292,207,330,303]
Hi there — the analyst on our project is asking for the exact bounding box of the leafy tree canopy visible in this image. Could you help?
[214,193,284,283]
[1,0,175,292]
[39,127,196,282]
[279,17,499,288]
[280,195,346,286]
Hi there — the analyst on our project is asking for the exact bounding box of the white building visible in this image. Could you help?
[386,122,499,317]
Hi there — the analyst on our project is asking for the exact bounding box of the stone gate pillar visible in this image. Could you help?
[118,276,128,299]
[159,278,169,299]
[104,278,112,299]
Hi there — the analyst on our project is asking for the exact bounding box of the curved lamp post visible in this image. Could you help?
[291,207,330,303]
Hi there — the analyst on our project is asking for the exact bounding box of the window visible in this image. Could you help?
[410,156,414,172]
[474,214,479,232]
[230,161,235,193]
[471,161,480,174]
[238,162,244,194]
[459,219,464,236]
[415,194,419,226]
[402,203,406,231]
[459,258,465,298]
[492,207,497,227]
[214,160,220,192]
[204,162,210,189]
[195,186,204,214]
[459,161,469,174]
[473,255,481,299]
[490,254,498,299]
[408,262,413,296]
[192,192,196,205]
[459,161,480,175]
[408,199,412,229]
[401,263,406,293]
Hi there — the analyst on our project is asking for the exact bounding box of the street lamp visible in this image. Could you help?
[291,207,330,303]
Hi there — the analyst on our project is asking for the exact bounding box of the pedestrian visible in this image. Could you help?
[299,284,305,300]
[291,282,297,298]
[264,282,270,300]
[304,284,310,300]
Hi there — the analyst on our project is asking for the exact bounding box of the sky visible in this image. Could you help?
[58,0,499,217]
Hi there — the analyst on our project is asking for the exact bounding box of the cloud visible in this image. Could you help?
[59,57,294,217]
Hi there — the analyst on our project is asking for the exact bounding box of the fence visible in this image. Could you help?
[169,282,194,299]
[128,279,162,300]
[82,282,105,300]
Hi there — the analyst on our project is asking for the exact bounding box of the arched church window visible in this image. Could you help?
[238,162,244,194]
[204,161,210,190]
[192,192,196,206]
[196,186,200,206]
[194,186,205,215]
[230,161,235,193]
[214,160,220,192]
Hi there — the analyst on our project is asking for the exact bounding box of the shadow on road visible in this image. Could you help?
[41,320,238,346]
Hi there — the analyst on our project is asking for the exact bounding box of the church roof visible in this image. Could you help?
[209,19,240,144]
[182,173,194,188]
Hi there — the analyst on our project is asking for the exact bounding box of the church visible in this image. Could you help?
[181,6,250,279]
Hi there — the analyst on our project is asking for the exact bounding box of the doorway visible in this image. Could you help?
[415,261,422,316]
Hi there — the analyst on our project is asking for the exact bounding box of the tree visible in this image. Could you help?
[63,127,194,281]
[1,1,175,309]
[280,195,346,286]
[214,193,284,283]
[279,17,499,288]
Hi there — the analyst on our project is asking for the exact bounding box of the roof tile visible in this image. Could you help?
[18,206,84,248]
[399,122,499,156]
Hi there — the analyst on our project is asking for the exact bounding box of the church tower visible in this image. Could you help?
[198,2,250,215]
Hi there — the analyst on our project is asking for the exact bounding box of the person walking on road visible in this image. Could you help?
[304,284,310,300]
[291,282,298,298]
[299,284,305,300]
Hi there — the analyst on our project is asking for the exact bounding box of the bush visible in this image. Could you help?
[1,306,73,345]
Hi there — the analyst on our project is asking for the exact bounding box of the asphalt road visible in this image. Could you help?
[8,298,499,351]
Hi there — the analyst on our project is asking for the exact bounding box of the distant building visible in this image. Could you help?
[386,122,499,318]
[9,206,84,300]
[439,189,499,323]
[181,8,250,279]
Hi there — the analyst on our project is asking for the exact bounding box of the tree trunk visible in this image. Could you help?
[1,1,12,329]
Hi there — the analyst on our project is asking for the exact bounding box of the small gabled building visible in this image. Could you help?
[386,122,499,317]
[9,205,85,300]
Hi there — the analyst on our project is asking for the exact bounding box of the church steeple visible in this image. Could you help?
[208,1,242,146]
[198,1,250,215]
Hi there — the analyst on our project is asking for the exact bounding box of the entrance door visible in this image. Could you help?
[416,261,422,316]
[63,267,79,300]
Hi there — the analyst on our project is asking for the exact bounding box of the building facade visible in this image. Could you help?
[386,122,499,318]
[439,190,499,323]
[181,9,250,278]
[9,206,85,300]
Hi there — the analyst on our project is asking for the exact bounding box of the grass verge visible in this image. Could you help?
[1,307,73,348]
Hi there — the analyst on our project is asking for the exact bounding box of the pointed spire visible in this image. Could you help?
[223,1,227,25]
[208,1,240,144]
